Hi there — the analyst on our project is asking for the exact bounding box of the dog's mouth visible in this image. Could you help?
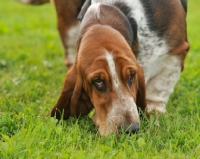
[94,121,140,136]
[92,112,140,136]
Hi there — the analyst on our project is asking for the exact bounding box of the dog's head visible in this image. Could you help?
[51,4,146,136]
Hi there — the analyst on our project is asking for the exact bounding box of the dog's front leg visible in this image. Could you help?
[54,0,83,68]
[142,54,182,116]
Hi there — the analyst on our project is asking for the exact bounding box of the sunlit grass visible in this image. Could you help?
[0,0,200,158]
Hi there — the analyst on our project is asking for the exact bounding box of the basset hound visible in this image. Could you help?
[19,0,189,135]
[50,0,189,136]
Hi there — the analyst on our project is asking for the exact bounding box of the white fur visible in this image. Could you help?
[92,0,114,5]
[105,52,139,125]
[105,52,120,89]
[65,23,80,64]
[145,55,181,114]
[126,0,181,114]
[88,3,101,19]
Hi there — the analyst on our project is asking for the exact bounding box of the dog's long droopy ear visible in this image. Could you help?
[136,64,146,111]
[51,65,93,120]
[77,0,91,20]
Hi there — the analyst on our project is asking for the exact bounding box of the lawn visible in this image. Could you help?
[0,0,199,158]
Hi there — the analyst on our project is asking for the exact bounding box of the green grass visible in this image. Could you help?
[0,0,200,158]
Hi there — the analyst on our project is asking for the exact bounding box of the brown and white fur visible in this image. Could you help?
[51,0,189,136]
[51,3,147,136]
[20,0,189,135]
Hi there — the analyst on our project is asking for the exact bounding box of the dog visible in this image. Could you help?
[50,0,189,136]
[19,0,189,135]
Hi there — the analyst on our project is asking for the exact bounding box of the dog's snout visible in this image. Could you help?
[119,122,139,134]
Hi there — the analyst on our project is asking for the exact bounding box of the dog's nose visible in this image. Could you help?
[119,122,139,134]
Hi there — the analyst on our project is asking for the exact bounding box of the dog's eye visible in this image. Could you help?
[93,79,106,92]
[128,74,135,86]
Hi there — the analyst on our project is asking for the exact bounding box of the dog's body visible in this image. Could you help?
[76,0,189,116]
[50,0,189,135]
[20,0,189,135]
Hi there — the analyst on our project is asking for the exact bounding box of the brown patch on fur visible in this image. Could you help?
[166,1,189,71]
[51,65,93,119]
[140,0,189,71]
[135,63,146,110]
